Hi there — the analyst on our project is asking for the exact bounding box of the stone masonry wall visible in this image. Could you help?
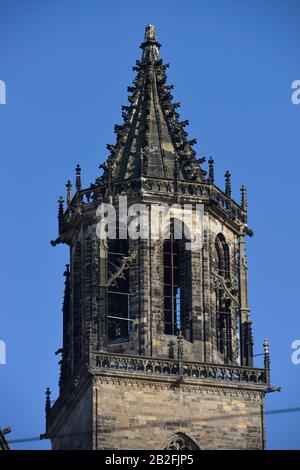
[92,375,265,450]
[51,385,93,450]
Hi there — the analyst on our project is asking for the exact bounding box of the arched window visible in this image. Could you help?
[215,233,230,279]
[164,433,200,450]
[163,219,191,337]
[216,296,232,361]
[107,238,132,342]
[215,234,232,362]
[73,242,83,366]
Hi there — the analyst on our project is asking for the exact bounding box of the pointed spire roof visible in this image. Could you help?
[54,27,250,245]
[103,25,205,183]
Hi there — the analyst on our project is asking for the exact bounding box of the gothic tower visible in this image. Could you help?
[46,25,272,450]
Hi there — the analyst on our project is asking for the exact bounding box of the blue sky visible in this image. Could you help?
[0,0,299,449]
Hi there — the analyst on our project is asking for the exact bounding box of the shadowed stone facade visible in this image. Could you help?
[46,25,272,450]
[49,369,266,450]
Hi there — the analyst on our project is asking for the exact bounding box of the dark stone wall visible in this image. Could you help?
[92,375,265,450]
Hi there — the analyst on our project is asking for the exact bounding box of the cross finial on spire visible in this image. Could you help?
[140,25,161,61]
[144,24,157,42]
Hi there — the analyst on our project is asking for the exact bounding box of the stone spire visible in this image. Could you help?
[103,25,205,183]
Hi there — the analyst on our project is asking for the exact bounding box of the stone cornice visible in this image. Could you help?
[91,368,267,397]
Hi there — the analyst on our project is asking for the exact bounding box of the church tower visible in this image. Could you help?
[46,25,272,450]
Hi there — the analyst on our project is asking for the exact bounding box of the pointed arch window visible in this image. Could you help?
[215,233,230,279]
[107,238,132,342]
[163,219,191,337]
[215,233,232,362]
[164,433,200,450]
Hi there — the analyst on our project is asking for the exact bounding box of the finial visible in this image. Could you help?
[75,164,81,192]
[66,180,72,207]
[240,185,248,223]
[144,24,157,42]
[177,330,184,361]
[45,387,51,416]
[263,339,269,356]
[140,25,161,60]
[225,170,231,198]
[64,263,70,276]
[58,196,64,221]
[263,339,270,385]
[208,157,214,184]
[241,185,247,207]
